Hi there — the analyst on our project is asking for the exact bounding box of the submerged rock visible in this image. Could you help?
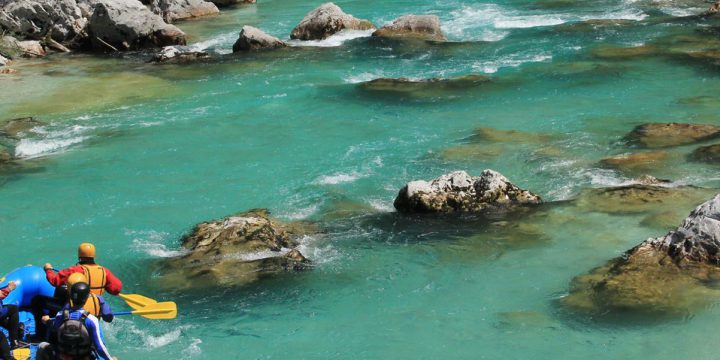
[0,54,8,66]
[359,75,490,94]
[563,194,720,316]
[689,144,720,163]
[290,3,375,41]
[575,177,716,214]
[1,117,41,139]
[372,15,446,41]
[143,0,219,23]
[625,122,720,148]
[467,127,555,144]
[590,44,659,60]
[394,170,541,214]
[0,147,11,163]
[233,26,287,52]
[160,209,311,287]
[150,46,209,63]
[704,0,720,15]
[207,0,255,6]
[598,151,669,173]
[88,0,186,51]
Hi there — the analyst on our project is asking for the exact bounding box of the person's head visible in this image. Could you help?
[67,273,87,290]
[69,281,90,308]
[78,243,96,264]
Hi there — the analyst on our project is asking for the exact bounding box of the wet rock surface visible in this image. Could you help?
[1,117,41,139]
[290,3,374,41]
[394,170,541,214]
[207,0,254,6]
[563,194,720,316]
[689,144,720,163]
[598,151,669,173]
[160,209,312,287]
[372,14,446,41]
[233,25,287,52]
[359,75,490,94]
[625,122,720,148]
[1,36,46,58]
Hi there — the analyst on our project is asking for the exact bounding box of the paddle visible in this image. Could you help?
[113,301,177,320]
[118,293,157,310]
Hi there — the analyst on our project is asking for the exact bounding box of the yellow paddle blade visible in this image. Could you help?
[132,301,177,320]
[12,348,31,360]
[119,293,158,310]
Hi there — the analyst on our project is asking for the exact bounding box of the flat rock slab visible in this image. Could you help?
[372,14,446,41]
[625,122,720,148]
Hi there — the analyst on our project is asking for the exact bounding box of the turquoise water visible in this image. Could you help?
[2,0,720,358]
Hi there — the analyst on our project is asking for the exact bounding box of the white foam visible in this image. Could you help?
[182,338,202,358]
[287,29,374,48]
[314,171,364,185]
[189,31,237,55]
[472,53,552,74]
[494,15,567,29]
[368,199,394,212]
[279,203,320,220]
[132,238,188,258]
[658,7,705,17]
[344,71,387,84]
[14,125,92,159]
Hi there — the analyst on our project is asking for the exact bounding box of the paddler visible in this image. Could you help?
[0,281,21,351]
[36,281,117,360]
[33,243,123,340]
[66,273,113,323]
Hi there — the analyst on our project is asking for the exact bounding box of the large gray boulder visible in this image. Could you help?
[232,25,286,52]
[564,194,720,316]
[208,0,254,6]
[372,14,446,41]
[159,209,311,288]
[290,2,375,41]
[0,0,86,43]
[142,0,218,23]
[0,54,7,66]
[394,170,541,213]
[88,0,186,50]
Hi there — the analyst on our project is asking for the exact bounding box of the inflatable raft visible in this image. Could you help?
[1,265,57,360]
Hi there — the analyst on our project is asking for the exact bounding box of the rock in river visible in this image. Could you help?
[394,170,541,214]
[160,209,311,288]
[598,151,669,173]
[150,45,209,63]
[360,75,489,95]
[689,144,720,164]
[232,26,287,52]
[563,194,720,316]
[625,122,720,148]
[0,0,86,44]
[0,147,11,163]
[372,15,446,41]
[88,0,187,51]
[208,0,255,6]
[1,117,41,139]
[290,3,375,41]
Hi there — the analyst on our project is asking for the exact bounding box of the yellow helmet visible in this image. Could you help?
[67,273,87,287]
[78,243,96,258]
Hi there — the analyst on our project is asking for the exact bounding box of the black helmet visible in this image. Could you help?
[69,282,90,307]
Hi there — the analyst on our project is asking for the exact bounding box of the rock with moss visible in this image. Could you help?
[394,170,541,214]
[598,151,669,173]
[563,194,720,316]
[0,36,45,58]
[232,25,287,52]
[625,122,720,148]
[160,209,311,287]
[689,144,720,163]
[290,3,375,41]
[142,0,219,23]
[372,15,446,41]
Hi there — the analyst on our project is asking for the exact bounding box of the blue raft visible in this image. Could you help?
[1,265,57,360]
